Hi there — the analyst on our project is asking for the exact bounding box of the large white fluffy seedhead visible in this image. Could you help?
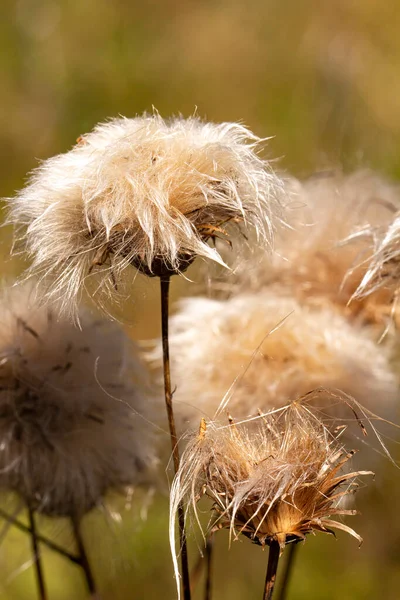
[0,284,157,517]
[8,114,283,316]
[151,291,397,433]
[228,170,400,327]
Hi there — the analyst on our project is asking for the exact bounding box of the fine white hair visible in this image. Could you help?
[7,114,284,318]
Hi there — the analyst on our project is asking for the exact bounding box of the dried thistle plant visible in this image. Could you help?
[224,170,400,330]
[6,113,285,599]
[7,114,283,316]
[151,290,397,432]
[170,401,373,599]
[0,283,157,596]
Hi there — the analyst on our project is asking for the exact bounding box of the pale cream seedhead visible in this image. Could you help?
[225,170,400,329]
[8,114,284,317]
[151,291,397,433]
[170,402,371,594]
[0,283,157,517]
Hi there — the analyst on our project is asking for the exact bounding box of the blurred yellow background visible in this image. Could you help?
[1,1,400,598]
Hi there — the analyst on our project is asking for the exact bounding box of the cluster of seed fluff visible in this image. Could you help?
[8,115,284,317]
[151,290,397,433]
[354,212,400,300]
[226,170,400,328]
[0,284,156,517]
[170,402,372,593]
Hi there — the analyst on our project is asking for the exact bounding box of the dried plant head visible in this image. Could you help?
[170,402,372,593]
[150,291,397,433]
[7,114,284,317]
[0,282,157,518]
[353,211,400,303]
[224,170,400,329]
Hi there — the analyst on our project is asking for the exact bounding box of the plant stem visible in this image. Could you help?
[27,507,47,600]
[263,540,280,600]
[71,516,97,598]
[160,276,191,600]
[0,507,80,564]
[276,543,298,600]
[204,534,214,600]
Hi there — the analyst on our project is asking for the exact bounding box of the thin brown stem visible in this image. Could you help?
[27,507,47,600]
[0,507,80,564]
[160,276,191,600]
[204,534,214,600]
[276,543,298,600]
[71,516,97,597]
[263,540,280,600]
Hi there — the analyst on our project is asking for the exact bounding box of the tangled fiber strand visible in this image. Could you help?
[7,114,284,318]
[170,402,373,596]
[0,283,157,518]
[150,291,397,433]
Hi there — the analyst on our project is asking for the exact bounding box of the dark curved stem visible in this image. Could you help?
[160,276,191,600]
[27,507,47,600]
[276,543,298,600]
[263,540,280,600]
[71,516,97,598]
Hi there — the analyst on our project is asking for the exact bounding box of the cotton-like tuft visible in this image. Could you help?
[151,291,397,433]
[354,211,400,300]
[170,403,372,596]
[227,170,400,328]
[0,283,157,517]
[7,114,283,317]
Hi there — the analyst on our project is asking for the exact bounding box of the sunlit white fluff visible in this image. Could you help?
[354,211,400,300]
[7,114,284,317]
[150,290,397,433]
[226,170,400,327]
[0,283,157,517]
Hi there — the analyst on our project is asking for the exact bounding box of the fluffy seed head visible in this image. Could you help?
[8,114,283,316]
[0,283,157,517]
[170,402,372,593]
[227,170,400,328]
[152,291,397,432]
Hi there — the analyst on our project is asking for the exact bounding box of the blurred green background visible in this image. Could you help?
[1,0,400,598]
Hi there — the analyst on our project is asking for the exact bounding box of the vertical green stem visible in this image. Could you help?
[263,540,280,600]
[27,507,47,600]
[160,276,191,600]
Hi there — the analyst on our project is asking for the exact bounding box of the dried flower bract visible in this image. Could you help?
[8,114,283,316]
[0,283,156,517]
[170,401,372,591]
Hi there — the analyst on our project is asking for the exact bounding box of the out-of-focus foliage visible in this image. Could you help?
[1,0,400,598]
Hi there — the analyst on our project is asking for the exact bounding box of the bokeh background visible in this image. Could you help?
[1,0,400,598]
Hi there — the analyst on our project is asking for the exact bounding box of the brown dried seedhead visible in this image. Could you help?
[170,401,373,561]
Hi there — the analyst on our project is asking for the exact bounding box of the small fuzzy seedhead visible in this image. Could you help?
[8,114,283,316]
[0,284,157,517]
[152,291,397,432]
[170,403,372,594]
